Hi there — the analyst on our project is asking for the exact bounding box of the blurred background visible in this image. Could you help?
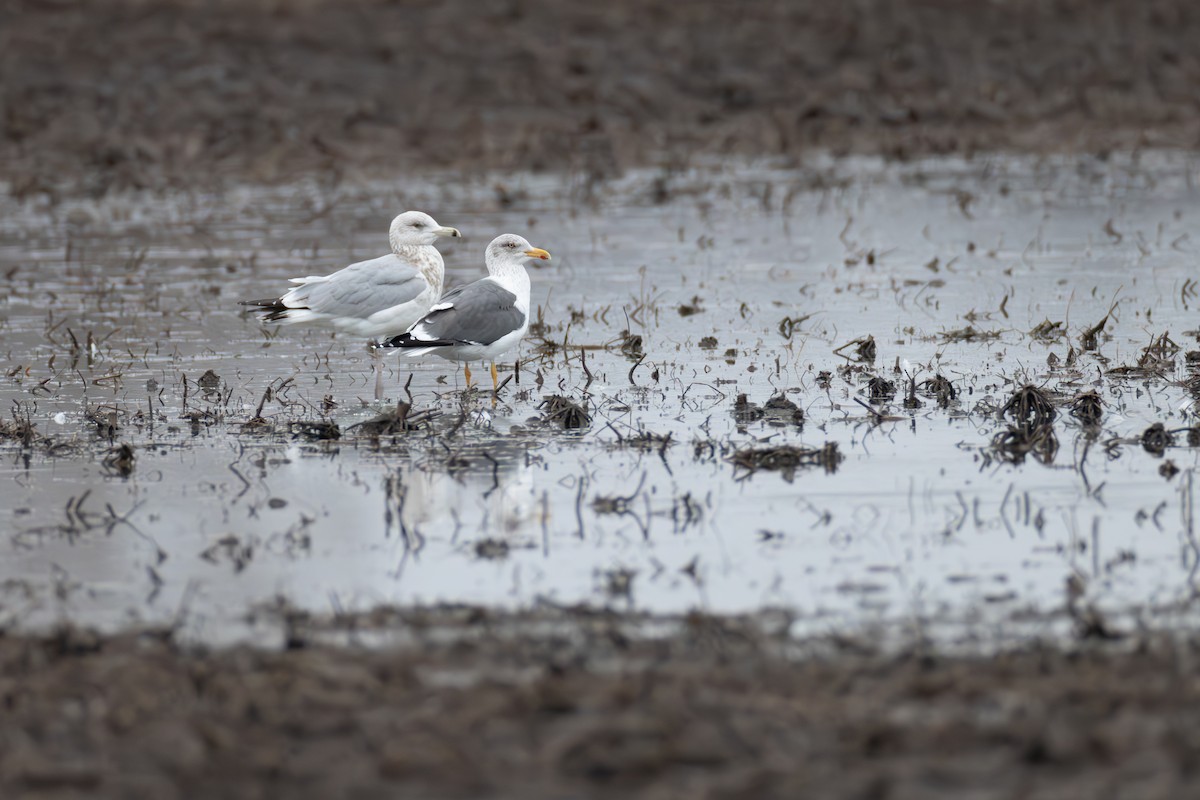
[4,0,1200,194]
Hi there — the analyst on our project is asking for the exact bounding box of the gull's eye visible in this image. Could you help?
[412,221,424,228]
[505,241,516,248]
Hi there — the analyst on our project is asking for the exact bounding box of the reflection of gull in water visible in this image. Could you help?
[241,210,461,399]
[401,439,541,537]
[382,234,551,390]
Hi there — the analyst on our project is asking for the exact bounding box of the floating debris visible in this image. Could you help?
[733,394,764,424]
[240,416,273,433]
[242,377,297,431]
[620,430,673,453]
[778,314,813,340]
[1109,331,1181,378]
[698,336,718,349]
[473,538,511,561]
[1070,392,1103,426]
[1030,319,1066,340]
[599,567,636,602]
[1141,423,1173,457]
[591,493,637,515]
[834,335,876,363]
[1141,331,1181,366]
[1001,384,1057,427]
[0,414,38,447]
[677,296,704,316]
[347,402,434,437]
[101,443,135,478]
[526,307,550,340]
[200,534,254,572]
[866,376,896,404]
[939,326,1001,342]
[1080,298,1120,350]
[730,442,843,481]
[1186,371,1200,399]
[913,371,955,408]
[902,376,923,409]
[618,330,644,359]
[763,394,804,427]
[990,384,1060,463]
[733,394,803,428]
[85,407,120,440]
[538,395,591,429]
[991,423,1058,465]
[289,421,341,441]
[591,473,648,522]
[197,369,221,394]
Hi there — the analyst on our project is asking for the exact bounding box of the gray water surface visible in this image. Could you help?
[3,153,1200,645]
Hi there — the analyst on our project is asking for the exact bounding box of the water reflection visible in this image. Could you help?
[400,433,544,542]
[2,155,1200,644]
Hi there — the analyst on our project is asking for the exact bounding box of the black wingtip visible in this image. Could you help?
[241,298,304,323]
[240,298,285,310]
[380,334,456,349]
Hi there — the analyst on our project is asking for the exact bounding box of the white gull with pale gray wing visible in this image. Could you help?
[382,233,551,388]
[241,210,461,338]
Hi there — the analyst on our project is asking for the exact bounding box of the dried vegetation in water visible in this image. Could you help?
[537,395,591,430]
[730,442,843,481]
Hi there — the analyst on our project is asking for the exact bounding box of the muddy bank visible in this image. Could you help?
[6,0,1200,195]
[0,607,1196,799]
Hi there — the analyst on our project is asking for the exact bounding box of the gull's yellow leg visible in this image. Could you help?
[463,363,472,387]
[490,362,499,391]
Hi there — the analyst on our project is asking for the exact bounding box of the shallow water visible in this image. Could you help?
[3,153,1200,645]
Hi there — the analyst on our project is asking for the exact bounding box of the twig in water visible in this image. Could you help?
[628,353,647,385]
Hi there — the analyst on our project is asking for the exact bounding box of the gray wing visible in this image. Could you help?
[285,254,428,318]
[407,279,524,345]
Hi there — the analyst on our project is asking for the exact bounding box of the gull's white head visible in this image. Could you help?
[485,234,552,272]
[389,210,461,248]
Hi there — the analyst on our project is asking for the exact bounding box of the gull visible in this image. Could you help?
[242,210,461,399]
[381,233,551,390]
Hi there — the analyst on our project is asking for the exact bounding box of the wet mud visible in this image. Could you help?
[4,608,1200,799]
[7,0,1200,195]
